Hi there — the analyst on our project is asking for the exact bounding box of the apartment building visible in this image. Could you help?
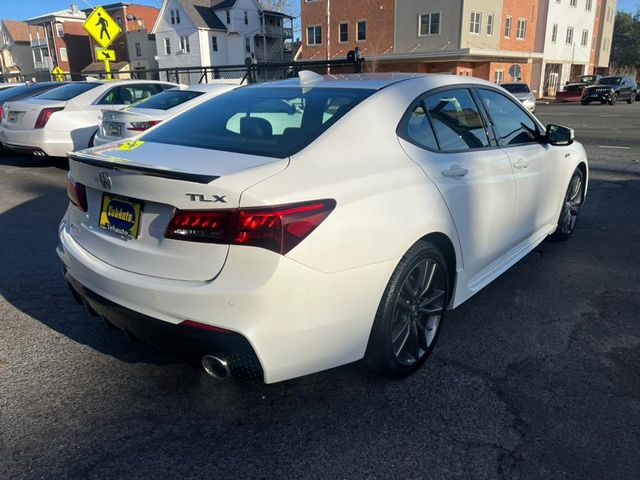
[0,20,44,81]
[152,0,294,72]
[25,5,92,75]
[592,0,616,74]
[82,2,161,73]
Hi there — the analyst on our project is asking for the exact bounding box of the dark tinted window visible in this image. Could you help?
[501,83,530,94]
[402,102,438,150]
[35,82,101,100]
[128,89,203,111]
[598,77,622,85]
[0,83,65,102]
[98,84,163,105]
[422,88,489,151]
[476,89,538,146]
[142,86,374,158]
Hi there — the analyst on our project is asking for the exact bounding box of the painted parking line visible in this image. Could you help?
[598,145,631,149]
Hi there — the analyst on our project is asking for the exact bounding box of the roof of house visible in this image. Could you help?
[177,0,228,30]
[2,20,46,43]
[210,0,237,9]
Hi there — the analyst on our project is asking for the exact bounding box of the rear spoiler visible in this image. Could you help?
[68,152,219,184]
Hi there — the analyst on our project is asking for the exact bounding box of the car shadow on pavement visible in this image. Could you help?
[0,150,68,169]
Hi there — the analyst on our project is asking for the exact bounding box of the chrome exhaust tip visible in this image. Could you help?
[202,355,231,380]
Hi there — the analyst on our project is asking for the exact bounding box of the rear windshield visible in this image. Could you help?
[598,77,622,85]
[501,84,530,94]
[142,86,374,158]
[35,82,101,101]
[129,89,204,111]
[0,83,63,102]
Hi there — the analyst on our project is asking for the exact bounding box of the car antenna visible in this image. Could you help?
[298,70,323,89]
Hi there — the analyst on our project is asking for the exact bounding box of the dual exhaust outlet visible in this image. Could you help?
[201,355,231,380]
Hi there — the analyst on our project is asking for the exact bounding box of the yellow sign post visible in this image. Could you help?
[51,66,65,81]
[84,6,122,79]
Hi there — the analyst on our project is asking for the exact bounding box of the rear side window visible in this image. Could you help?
[476,89,538,146]
[422,89,489,151]
[142,86,374,158]
[98,84,163,105]
[35,82,101,101]
[401,102,438,150]
[0,84,60,102]
[128,89,203,111]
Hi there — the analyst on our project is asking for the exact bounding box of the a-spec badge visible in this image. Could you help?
[99,171,112,190]
[186,194,227,203]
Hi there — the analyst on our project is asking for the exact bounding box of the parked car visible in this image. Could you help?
[0,82,25,91]
[500,82,536,112]
[60,73,588,383]
[94,83,237,147]
[0,79,176,156]
[0,82,71,149]
[581,76,637,105]
[555,75,602,103]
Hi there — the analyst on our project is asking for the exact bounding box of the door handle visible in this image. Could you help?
[441,165,468,177]
[512,158,529,169]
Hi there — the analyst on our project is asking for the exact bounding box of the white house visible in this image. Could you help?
[539,0,598,97]
[151,0,293,73]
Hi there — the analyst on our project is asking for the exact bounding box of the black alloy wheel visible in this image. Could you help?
[365,241,449,378]
[551,168,585,241]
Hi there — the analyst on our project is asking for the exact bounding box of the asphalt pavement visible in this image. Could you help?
[1,101,639,479]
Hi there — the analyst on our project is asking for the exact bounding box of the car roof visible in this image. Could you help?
[169,83,237,93]
[254,72,428,90]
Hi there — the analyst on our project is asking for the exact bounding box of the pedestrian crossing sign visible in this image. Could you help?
[51,66,65,81]
[83,6,122,49]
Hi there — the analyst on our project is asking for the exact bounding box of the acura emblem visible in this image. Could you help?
[99,171,112,190]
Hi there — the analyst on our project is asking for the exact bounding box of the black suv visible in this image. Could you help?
[581,76,637,105]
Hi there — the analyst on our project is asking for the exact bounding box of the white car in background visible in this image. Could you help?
[59,73,588,383]
[94,84,237,146]
[0,79,176,156]
[500,82,537,113]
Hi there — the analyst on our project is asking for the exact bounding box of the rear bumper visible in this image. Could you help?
[57,216,397,383]
[65,271,264,380]
[94,132,131,147]
[0,125,73,157]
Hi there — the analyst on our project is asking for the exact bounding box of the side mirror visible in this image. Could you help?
[546,124,574,146]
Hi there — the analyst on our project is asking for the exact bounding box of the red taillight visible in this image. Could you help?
[165,199,336,255]
[35,107,63,129]
[179,320,232,333]
[0,105,4,120]
[127,120,161,131]
[66,173,87,212]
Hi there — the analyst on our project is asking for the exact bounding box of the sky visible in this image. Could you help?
[0,0,637,22]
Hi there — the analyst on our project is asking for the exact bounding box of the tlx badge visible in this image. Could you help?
[186,193,227,203]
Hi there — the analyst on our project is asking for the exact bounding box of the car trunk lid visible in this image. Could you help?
[2,98,66,130]
[67,141,288,281]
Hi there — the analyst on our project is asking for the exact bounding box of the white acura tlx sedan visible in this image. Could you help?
[59,72,588,383]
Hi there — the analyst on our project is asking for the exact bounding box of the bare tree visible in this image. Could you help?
[257,0,295,14]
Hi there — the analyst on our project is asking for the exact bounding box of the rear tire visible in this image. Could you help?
[365,241,449,378]
[628,93,636,104]
[550,168,585,241]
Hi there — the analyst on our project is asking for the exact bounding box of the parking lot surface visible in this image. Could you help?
[1,101,639,479]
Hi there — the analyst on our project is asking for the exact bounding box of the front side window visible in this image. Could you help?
[35,82,100,101]
[339,22,348,43]
[99,84,162,105]
[476,89,538,147]
[422,89,489,151]
[357,20,367,41]
[142,87,374,158]
[307,25,322,45]
[470,11,481,34]
[504,16,512,38]
[517,19,526,40]
[419,13,440,36]
[129,89,203,111]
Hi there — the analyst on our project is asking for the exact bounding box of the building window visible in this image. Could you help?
[56,23,64,37]
[419,13,440,36]
[495,69,504,83]
[170,10,175,24]
[164,37,171,55]
[245,36,251,52]
[516,19,526,40]
[570,0,577,6]
[180,35,190,53]
[175,9,180,24]
[586,0,593,11]
[551,24,558,43]
[307,25,321,45]
[566,26,574,45]
[226,10,231,24]
[504,16,512,38]
[244,11,248,25]
[581,29,589,47]
[59,47,68,62]
[357,20,367,41]
[339,22,348,43]
[212,36,218,52]
[487,13,494,36]
[116,16,122,26]
[470,11,481,34]
[135,42,142,57]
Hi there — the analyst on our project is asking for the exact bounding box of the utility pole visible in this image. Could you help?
[326,0,330,60]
